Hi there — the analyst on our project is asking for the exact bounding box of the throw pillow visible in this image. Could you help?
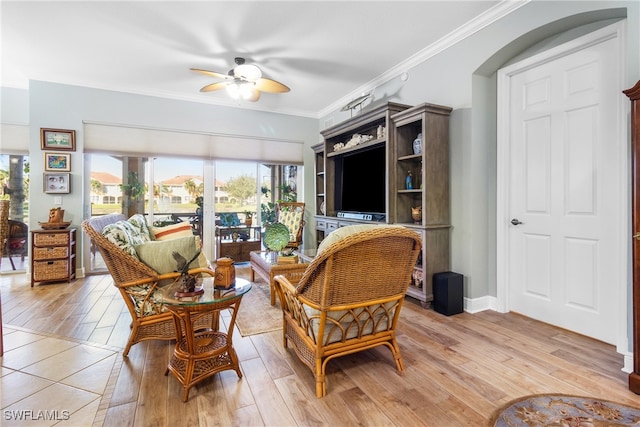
[102,220,148,258]
[317,224,403,253]
[134,235,209,277]
[151,222,193,241]
[127,214,152,242]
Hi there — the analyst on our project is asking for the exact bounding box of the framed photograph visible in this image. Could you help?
[43,173,70,194]
[40,128,76,151]
[44,152,71,172]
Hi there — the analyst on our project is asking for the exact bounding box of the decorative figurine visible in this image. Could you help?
[412,206,422,224]
[173,251,203,297]
[48,207,65,223]
[406,171,413,190]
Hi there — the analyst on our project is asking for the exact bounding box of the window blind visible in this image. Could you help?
[83,122,303,164]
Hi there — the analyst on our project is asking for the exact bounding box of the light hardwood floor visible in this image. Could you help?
[2,267,640,426]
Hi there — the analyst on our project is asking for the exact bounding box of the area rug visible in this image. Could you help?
[489,394,640,426]
[234,263,283,336]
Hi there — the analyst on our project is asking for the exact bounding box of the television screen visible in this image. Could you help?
[337,146,386,214]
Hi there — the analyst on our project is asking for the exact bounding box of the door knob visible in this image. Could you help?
[511,218,523,226]
[634,233,640,241]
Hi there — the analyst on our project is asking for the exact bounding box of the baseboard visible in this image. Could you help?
[464,295,498,314]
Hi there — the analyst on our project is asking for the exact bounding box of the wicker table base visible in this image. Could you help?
[166,329,238,401]
[162,278,251,402]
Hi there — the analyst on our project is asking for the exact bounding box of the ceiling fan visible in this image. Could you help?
[190,57,290,102]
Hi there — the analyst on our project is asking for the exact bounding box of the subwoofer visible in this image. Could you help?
[433,271,463,316]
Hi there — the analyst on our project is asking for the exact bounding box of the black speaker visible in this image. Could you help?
[433,272,463,316]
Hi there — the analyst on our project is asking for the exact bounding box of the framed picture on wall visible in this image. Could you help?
[43,173,70,194]
[40,128,76,151]
[44,152,71,172]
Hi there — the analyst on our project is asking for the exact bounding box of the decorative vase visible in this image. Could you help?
[411,206,422,224]
[413,133,422,155]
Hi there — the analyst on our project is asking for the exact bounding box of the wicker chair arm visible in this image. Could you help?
[274,274,316,339]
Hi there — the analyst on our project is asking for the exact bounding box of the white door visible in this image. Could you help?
[498,25,625,345]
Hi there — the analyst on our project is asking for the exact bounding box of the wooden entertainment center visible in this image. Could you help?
[313,102,452,305]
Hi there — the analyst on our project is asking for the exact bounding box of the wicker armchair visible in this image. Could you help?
[275,202,305,249]
[82,214,216,356]
[273,225,422,397]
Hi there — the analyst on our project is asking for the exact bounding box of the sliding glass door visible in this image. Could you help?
[86,153,301,273]
[0,153,29,274]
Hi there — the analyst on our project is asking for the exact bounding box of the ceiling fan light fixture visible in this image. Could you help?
[234,63,262,82]
[226,82,241,99]
[226,81,258,101]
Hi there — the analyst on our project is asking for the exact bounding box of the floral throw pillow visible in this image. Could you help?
[102,221,140,258]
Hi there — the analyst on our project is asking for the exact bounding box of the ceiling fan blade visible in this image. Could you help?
[246,89,261,102]
[200,81,230,92]
[190,68,233,80]
[254,78,290,93]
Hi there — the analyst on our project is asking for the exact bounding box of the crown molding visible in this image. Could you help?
[318,0,531,119]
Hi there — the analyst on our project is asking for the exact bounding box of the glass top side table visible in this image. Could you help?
[159,277,251,401]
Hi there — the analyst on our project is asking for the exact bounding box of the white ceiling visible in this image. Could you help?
[1,1,520,118]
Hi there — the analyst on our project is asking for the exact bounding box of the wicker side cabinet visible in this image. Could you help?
[31,228,76,287]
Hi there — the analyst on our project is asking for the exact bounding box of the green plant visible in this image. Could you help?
[261,201,277,226]
[243,210,253,219]
[119,172,145,200]
[263,222,290,253]
[260,183,296,226]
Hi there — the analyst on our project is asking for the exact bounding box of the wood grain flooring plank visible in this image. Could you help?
[274,375,330,426]
[217,368,257,412]
[249,331,295,379]
[240,357,297,426]
[107,342,148,408]
[231,404,264,427]
[102,401,136,427]
[338,386,394,426]
[132,340,170,425]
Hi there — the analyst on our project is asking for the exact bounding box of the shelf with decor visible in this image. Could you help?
[391,102,452,304]
[310,101,452,306]
[321,102,410,221]
[312,143,325,215]
[215,225,261,262]
[312,142,326,246]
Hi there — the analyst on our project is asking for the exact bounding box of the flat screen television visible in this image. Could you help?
[335,145,386,215]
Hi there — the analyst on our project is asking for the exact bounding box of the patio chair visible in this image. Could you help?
[275,202,305,249]
[273,224,422,397]
[4,219,28,270]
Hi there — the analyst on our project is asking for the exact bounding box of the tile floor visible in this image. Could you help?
[1,325,122,426]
